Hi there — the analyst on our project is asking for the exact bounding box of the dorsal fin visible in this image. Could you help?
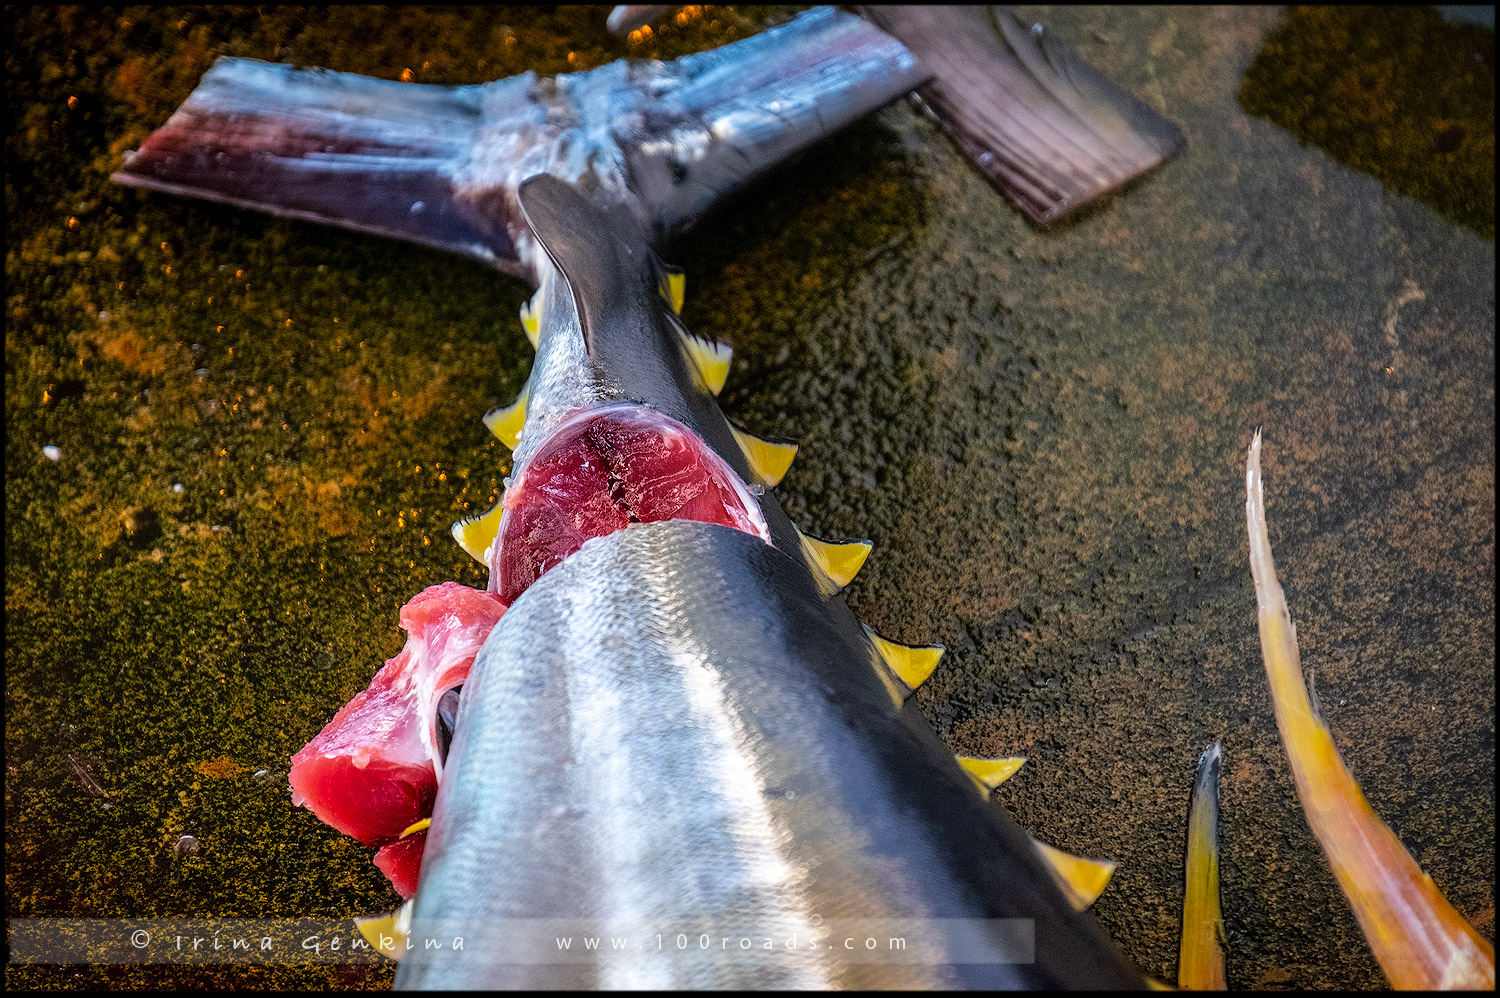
[1030,837,1117,911]
[516,175,655,356]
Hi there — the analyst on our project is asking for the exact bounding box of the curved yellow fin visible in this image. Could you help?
[1031,837,1117,911]
[957,755,1027,794]
[678,330,731,395]
[399,817,431,840]
[797,529,871,589]
[1179,740,1226,990]
[355,898,414,962]
[1246,431,1495,989]
[865,626,943,692]
[730,425,798,486]
[451,499,505,566]
[483,380,530,450]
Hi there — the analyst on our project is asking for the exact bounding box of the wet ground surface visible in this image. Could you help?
[7,5,1494,990]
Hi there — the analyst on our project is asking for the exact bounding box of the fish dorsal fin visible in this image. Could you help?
[355,898,415,961]
[1030,837,1117,910]
[796,528,872,590]
[730,424,797,486]
[483,380,529,450]
[451,498,505,566]
[516,175,656,357]
[864,624,943,693]
[956,755,1027,794]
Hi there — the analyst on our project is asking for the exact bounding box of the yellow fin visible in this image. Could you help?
[399,817,431,840]
[957,755,1027,794]
[678,329,731,395]
[355,898,414,961]
[1031,837,1117,911]
[797,529,871,589]
[519,295,540,349]
[666,268,686,313]
[483,381,529,450]
[865,626,943,692]
[451,499,505,566]
[730,425,797,486]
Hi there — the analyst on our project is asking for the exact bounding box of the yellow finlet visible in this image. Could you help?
[665,268,686,313]
[519,293,541,349]
[797,529,872,590]
[451,499,505,566]
[1031,837,1117,911]
[730,425,798,486]
[483,380,529,450]
[1179,740,1227,990]
[355,898,414,961]
[865,626,943,693]
[956,755,1027,794]
[399,817,431,840]
[678,329,731,395]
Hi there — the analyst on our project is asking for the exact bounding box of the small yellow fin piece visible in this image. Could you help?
[519,297,540,349]
[1031,837,1117,911]
[1179,740,1226,990]
[957,755,1027,794]
[797,530,871,589]
[730,426,798,486]
[483,381,530,450]
[355,898,414,961]
[399,817,431,840]
[451,499,505,566]
[667,269,686,313]
[678,330,731,395]
[866,627,943,692]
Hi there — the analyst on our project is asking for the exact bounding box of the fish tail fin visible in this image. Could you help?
[859,6,1185,225]
[1246,431,1495,990]
[1179,740,1227,990]
[112,57,533,280]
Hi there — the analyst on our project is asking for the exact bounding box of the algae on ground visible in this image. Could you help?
[1240,5,1495,238]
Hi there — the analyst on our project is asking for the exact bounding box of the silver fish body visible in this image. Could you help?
[395,176,1143,988]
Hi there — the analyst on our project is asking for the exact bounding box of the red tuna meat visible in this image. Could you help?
[374,831,427,900]
[492,405,765,606]
[289,582,505,854]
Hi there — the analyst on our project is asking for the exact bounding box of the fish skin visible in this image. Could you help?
[398,521,1144,989]
[393,175,1145,988]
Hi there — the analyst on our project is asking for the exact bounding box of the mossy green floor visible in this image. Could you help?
[7,5,1493,989]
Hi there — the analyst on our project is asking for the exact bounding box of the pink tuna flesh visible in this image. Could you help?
[373,831,427,900]
[289,582,505,854]
[492,405,765,606]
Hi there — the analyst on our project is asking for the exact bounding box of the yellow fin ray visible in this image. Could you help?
[519,292,541,349]
[957,755,1027,794]
[678,329,731,395]
[865,625,943,693]
[399,817,431,840]
[730,425,798,486]
[1031,837,1117,911]
[665,268,686,313]
[797,529,871,590]
[452,499,505,566]
[483,380,529,450]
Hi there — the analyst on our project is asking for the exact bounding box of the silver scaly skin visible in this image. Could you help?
[393,176,1144,989]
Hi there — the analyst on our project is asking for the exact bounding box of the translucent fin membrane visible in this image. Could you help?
[797,529,872,591]
[492,405,767,607]
[1246,431,1494,989]
[730,425,798,487]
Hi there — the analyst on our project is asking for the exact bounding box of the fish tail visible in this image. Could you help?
[1246,431,1494,990]
[112,57,534,279]
[1178,740,1226,990]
